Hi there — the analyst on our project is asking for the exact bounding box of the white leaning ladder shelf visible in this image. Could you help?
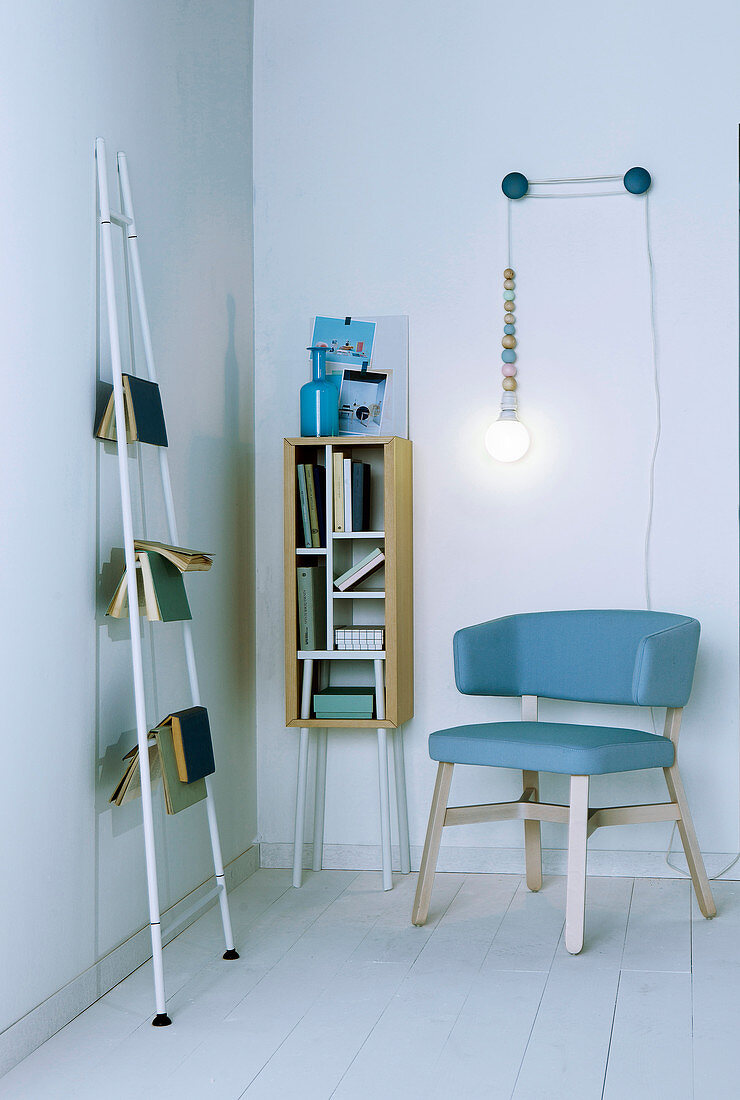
[95,138,238,1027]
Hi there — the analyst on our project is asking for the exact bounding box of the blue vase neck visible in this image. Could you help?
[308,346,327,381]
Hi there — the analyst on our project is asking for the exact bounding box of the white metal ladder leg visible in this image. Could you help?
[96,139,239,1026]
[116,150,238,961]
[96,139,169,1026]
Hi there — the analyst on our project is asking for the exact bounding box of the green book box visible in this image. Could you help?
[313,686,375,720]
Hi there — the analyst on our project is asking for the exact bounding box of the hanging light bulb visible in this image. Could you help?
[485,263,531,462]
[485,394,530,462]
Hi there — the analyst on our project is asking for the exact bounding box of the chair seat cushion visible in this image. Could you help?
[428,721,675,775]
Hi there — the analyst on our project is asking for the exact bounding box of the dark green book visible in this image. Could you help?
[296,565,326,650]
[94,374,168,447]
[141,551,191,621]
[156,706,215,783]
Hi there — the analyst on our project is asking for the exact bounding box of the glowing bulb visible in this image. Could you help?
[485,414,530,462]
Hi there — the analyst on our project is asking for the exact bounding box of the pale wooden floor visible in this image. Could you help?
[2,868,739,1099]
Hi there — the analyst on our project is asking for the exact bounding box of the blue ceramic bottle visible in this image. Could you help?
[300,346,339,436]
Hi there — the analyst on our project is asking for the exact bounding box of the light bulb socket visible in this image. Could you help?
[499,392,519,419]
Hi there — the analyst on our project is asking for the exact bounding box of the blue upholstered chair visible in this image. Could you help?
[411,611,716,953]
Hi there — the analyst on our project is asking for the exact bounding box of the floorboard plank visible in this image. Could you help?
[602,970,692,1100]
[621,877,691,973]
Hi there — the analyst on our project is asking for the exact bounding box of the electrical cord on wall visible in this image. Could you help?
[641,193,740,881]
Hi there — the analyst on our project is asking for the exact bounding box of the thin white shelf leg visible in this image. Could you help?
[117,150,237,960]
[293,659,314,888]
[392,729,411,875]
[374,659,393,891]
[312,728,327,872]
[96,138,168,1025]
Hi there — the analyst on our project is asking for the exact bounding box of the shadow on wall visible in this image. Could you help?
[188,293,255,706]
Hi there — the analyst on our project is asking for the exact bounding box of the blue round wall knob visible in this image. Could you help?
[623,167,651,194]
[502,172,529,199]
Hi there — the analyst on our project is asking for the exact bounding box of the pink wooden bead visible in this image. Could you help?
[502,364,517,377]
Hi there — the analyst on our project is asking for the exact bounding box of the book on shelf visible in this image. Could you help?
[333,547,385,592]
[351,461,371,531]
[110,744,161,806]
[154,722,207,813]
[305,465,320,546]
[304,465,326,547]
[94,374,168,447]
[334,625,385,650]
[343,458,353,532]
[332,451,345,531]
[314,468,326,546]
[106,550,192,622]
[297,465,312,547]
[297,464,326,547]
[132,540,213,572]
[110,725,207,815]
[296,564,327,649]
[153,706,215,783]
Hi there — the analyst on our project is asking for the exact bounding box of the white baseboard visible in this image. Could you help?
[0,845,259,1079]
[260,841,740,881]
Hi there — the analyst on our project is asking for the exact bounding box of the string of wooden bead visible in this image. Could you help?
[502,267,517,391]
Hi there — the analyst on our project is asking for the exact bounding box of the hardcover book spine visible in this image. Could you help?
[313,466,326,547]
[296,566,314,649]
[351,461,364,532]
[333,452,344,531]
[311,565,327,649]
[305,465,320,548]
[343,458,353,532]
[297,465,312,548]
[362,463,371,529]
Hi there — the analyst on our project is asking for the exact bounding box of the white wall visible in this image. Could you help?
[253,1,739,870]
[0,1,255,1036]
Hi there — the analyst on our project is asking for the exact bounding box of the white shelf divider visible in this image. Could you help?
[332,531,385,539]
[332,591,385,599]
[298,650,386,660]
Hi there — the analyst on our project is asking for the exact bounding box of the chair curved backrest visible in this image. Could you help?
[453,610,700,707]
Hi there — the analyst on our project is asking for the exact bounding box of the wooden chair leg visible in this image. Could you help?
[664,762,716,918]
[523,769,542,892]
[565,775,589,954]
[412,762,453,926]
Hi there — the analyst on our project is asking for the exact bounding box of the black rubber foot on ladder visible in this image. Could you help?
[152,1013,172,1027]
[223,948,240,960]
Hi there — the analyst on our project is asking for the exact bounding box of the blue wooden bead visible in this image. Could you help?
[502,172,529,200]
[502,349,517,363]
[503,290,515,301]
[623,166,651,194]
[504,324,515,335]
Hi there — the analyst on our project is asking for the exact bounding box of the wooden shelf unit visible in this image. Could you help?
[284,436,413,728]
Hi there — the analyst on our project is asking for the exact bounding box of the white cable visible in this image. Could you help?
[643,193,661,611]
[507,199,512,270]
[643,189,740,882]
[527,191,627,200]
[529,174,623,185]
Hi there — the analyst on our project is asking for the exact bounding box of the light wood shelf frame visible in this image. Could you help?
[284,436,413,729]
[284,436,414,891]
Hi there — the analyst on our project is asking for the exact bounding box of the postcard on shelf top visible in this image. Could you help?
[308,315,409,440]
[311,316,376,368]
